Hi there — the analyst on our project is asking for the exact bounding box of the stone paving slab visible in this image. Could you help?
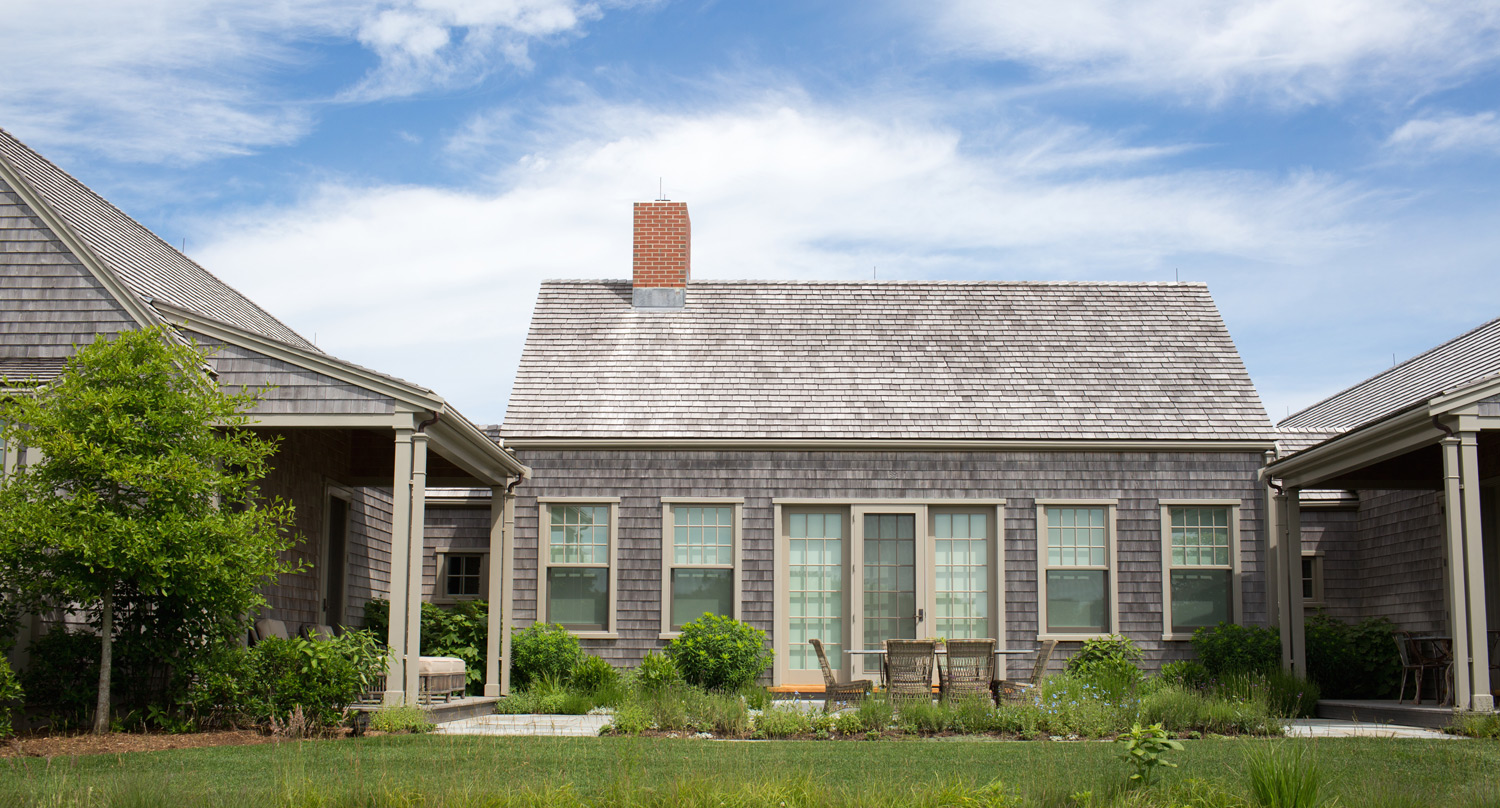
[1284,719,1456,739]
[434,714,611,737]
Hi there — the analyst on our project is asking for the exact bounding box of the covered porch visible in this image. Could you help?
[174,306,531,705]
[1263,375,1500,713]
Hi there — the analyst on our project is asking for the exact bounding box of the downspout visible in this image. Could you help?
[1432,415,1454,438]
[417,412,440,433]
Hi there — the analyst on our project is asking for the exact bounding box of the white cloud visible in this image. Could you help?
[0,0,607,163]
[194,97,1372,421]
[923,0,1500,103]
[1386,111,1500,156]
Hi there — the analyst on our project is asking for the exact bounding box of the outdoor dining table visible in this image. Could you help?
[845,647,1032,688]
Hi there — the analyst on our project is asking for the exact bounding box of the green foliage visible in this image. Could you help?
[1246,744,1331,808]
[0,657,22,738]
[18,628,98,728]
[510,622,583,690]
[1157,660,1212,691]
[362,599,492,694]
[1065,635,1144,698]
[0,326,300,729]
[1192,623,1281,676]
[1449,713,1500,738]
[634,650,683,693]
[1117,722,1184,787]
[666,613,774,691]
[368,704,434,734]
[571,654,620,694]
[854,693,894,733]
[1136,683,1282,735]
[1304,614,1400,699]
[1260,670,1320,719]
[752,703,813,738]
[186,630,384,731]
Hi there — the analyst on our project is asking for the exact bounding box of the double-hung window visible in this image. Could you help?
[1037,501,1117,637]
[538,499,618,635]
[1159,501,1240,639]
[660,499,742,635]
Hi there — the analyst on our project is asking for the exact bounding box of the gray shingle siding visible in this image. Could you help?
[510,448,1267,675]
[0,178,135,362]
[190,332,397,415]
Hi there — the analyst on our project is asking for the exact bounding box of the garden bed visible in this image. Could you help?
[1,728,285,759]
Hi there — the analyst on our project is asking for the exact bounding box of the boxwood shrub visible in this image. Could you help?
[666,614,773,691]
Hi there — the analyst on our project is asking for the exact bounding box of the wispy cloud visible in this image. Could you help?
[194,95,1373,420]
[921,0,1500,104]
[0,0,615,163]
[1386,111,1500,156]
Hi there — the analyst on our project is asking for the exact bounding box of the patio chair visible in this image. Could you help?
[1394,632,1436,705]
[809,638,872,709]
[937,638,995,702]
[250,618,291,645]
[884,639,937,705]
[301,623,337,641]
[996,639,1058,704]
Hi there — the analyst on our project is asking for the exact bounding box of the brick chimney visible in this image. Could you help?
[632,201,690,308]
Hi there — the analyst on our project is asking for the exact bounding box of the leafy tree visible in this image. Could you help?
[0,326,300,733]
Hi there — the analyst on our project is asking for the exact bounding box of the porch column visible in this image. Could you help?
[1461,432,1493,711]
[384,426,414,705]
[499,487,517,696]
[1263,464,1283,648]
[1441,436,1474,709]
[403,431,430,701]
[1284,487,1307,679]
[484,485,506,697]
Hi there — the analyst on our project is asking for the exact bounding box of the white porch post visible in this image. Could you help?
[384,426,414,705]
[499,487,516,696]
[403,431,429,701]
[1461,432,1493,711]
[1441,436,1474,709]
[1273,489,1294,671]
[484,485,506,697]
[1284,487,1307,679]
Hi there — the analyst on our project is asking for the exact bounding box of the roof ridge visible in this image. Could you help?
[1278,314,1500,427]
[538,279,1210,287]
[0,126,319,353]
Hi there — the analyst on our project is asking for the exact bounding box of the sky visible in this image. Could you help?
[4,0,1500,428]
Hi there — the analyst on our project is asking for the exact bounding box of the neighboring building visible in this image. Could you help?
[0,127,529,702]
[497,200,1280,686]
[1265,318,1500,711]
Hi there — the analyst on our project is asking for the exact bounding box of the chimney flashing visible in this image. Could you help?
[632,287,686,308]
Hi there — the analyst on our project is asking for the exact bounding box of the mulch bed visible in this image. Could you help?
[2,729,289,759]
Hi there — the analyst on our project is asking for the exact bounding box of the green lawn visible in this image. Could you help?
[2,735,1497,807]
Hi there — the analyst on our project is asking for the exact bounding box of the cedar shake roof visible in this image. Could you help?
[504,280,1275,441]
[0,127,317,352]
[1279,315,1500,434]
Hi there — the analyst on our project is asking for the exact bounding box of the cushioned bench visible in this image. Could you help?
[251,618,467,704]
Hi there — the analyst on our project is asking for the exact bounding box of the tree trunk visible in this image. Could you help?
[93,585,113,735]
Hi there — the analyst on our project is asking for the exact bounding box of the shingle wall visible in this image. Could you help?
[1297,506,1360,622]
[1350,489,1448,633]
[189,332,396,415]
[0,177,135,360]
[509,448,1268,677]
[423,505,492,599]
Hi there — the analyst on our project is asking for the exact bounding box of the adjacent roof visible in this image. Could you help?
[504,280,1275,442]
[0,127,316,351]
[1279,315,1500,434]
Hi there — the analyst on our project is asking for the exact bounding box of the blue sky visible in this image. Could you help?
[5,0,1500,427]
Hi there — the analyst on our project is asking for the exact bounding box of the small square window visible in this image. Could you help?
[445,554,483,598]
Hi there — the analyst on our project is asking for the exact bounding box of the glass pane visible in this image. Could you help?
[547,567,608,631]
[671,569,734,629]
[549,505,609,564]
[1046,570,1106,633]
[1045,507,1106,567]
[1170,570,1230,632]
[862,513,917,675]
[1167,507,1230,568]
[788,514,844,670]
[936,531,989,640]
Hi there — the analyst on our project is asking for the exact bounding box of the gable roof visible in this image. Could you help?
[1279,315,1500,434]
[504,280,1275,442]
[0,127,316,351]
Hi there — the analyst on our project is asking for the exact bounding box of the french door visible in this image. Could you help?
[779,503,1000,686]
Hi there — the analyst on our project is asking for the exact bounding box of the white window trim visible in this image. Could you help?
[770,497,1007,687]
[1035,499,1119,642]
[659,497,744,639]
[1301,550,1326,609]
[536,497,620,639]
[432,551,490,605]
[1158,499,1242,642]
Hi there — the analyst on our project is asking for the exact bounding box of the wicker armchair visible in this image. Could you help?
[938,638,996,701]
[884,639,937,705]
[810,638,872,709]
[996,639,1057,704]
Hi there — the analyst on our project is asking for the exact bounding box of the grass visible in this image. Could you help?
[2,736,1498,807]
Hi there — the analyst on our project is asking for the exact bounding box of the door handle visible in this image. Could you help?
[917,608,924,623]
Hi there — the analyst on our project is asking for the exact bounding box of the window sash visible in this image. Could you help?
[1038,504,1114,637]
